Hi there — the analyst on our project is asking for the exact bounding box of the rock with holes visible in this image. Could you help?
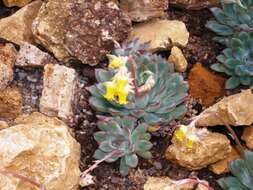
[40,64,78,123]
[32,0,131,65]
[0,112,80,190]
[120,0,168,22]
[0,1,42,45]
[0,43,17,90]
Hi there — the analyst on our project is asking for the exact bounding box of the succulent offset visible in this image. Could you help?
[93,116,152,176]
[87,40,189,125]
[218,150,253,190]
[206,0,253,44]
[211,31,253,89]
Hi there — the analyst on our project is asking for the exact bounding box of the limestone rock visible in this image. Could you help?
[3,0,32,7]
[209,146,241,174]
[0,112,80,190]
[169,0,219,10]
[196,90,253,127]
[15,43,56,68]
[0,87,22,120]
[169,46,188,72]
[0,121,8,130]
[189,63,225,106]
[129,20,189,52]
[0,43,17,90]
[40,64,78,123]
[120,0,168,22]
[32,0,131,65]
[242,126,253,150]
[0,1,42,45]
[165,130,231,170]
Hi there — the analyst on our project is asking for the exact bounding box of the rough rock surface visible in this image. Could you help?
[40,64,78,123]
[120,0,168,22]
[169,0,219,10]
[169,46,188,72]
[0,121,8,130]
[3,0,32,7]
[209,146,241,174]
[196,90,253,127]
[15,43,56,67]
[129,20,189,52]
[242,126,253,150]
[0,1,42,45]
[0,112,80,190]
[189,63,225,106]
[0,43,17,90]
[32,0,132,65]
[165,131,231,170]
[0,87,22,120]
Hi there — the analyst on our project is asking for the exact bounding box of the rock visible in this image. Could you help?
[189,63,225,107]
[32,0,131,65]
[15,42,56,68]
[3,0,32,7]
[169,46,188,72]
[196,90,253,127]
[0,43,17,90]
[242,126,253,150]
[0,1,42,45]
[0,87,22,120]
[0,112,80,190]
[129,20,189,52]
[40,64,78,123]
[165,130,231,170]
[120,0,168,22]
[169,0,219,10]
[209,146,241,174]
[0,121,8,130]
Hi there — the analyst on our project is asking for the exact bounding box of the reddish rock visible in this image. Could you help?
[3,0,32,7]
[189,63,225,106]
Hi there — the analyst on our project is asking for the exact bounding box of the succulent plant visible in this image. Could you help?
[206,0,253,44]
[93,116,152,176]
[87,40,189,125]
[218,150,253,190]
[211,31,253,89]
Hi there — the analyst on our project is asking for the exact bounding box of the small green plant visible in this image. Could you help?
[206,0,253,44]
[211,31,253,89]
[218,150,253,190]
[87,40,188,125]
[93,116,152,176]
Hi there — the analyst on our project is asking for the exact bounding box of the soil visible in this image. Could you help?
[0,3,230,190]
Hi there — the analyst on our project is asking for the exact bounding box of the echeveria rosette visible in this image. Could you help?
[206,0,253,44]
[212,31,253,89]
[93,116,152,176]
[87,40,189,125]
[218,150,253,190]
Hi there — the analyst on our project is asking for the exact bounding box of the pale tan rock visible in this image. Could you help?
[3,0,32,7]
[209,146,241,174]
[0,43,17,90]
[196,90,253,127]
[169,0,219,9]
[129,20,189,52]
[15,42,56,67]
[242,126,253,150]
[0,87,22,120]
[120,0,168,22]
[40,64,78,123]
[0,121,8,130]
[165,130,231,170]
[0,112,80,190]
[0,1,42,45]
[169,46,188,72]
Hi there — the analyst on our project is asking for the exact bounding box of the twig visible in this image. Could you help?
[0,169,46,190]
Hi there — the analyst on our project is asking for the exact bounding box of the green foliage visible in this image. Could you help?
[87,40,189,125]
[211,31,253,89]
[93,116,152,176]
[206,0,253,44]
[218,150,253,190]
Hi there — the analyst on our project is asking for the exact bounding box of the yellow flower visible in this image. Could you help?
[175,125,187,142]
[186,135,198,149]
[107,54,126,69]
[104,82,116,101]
